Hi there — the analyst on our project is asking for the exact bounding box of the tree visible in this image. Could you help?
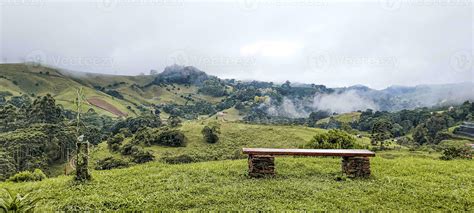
[28,94,63,123]
[424,114,452,143]
[198,78,227,97]
[279,80,292,95]
[413,124,429,145]
[111,115,162,134]
[202,122,220,144]
[308,111,330,127]
[390,123,404,137]
[155,129,187,147]
[371,118,393,148]
[107,133,125,151]
[341,122,355,134]
[0,150,16,181]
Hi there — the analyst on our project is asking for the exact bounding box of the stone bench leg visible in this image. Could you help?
[341,157,371,178]
[248,155,275,178]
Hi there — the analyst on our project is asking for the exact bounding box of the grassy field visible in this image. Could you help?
[90,121,331,166]
[317,112,362,124]
[0,150,472,211]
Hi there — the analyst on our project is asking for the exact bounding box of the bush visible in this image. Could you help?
[439,140,472,160]
[395,136,414,146]
[111,115,162,134]
[434,131,451,144]
[155,129,187,147]
[8,169,46,182]
[202,125,220,144]
[167,115,182,128]
[131,127,156,146]
[95,157,129,170]
[107,133,125,151]
[305,129,356,149]
[120,143,140,155]
[0,189,42,212]
[131,149,155,164]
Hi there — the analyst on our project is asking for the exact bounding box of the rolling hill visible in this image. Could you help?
[0,63,223,118]
[0,63,473,120]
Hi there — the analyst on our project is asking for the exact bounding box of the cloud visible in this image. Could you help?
[312,90,378,113]
[240,41,303,57]
[267,97,310,118]
[1,1,471,88]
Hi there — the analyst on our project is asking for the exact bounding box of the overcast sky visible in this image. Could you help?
[0,0,472,89]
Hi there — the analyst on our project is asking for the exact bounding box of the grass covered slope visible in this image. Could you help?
[0,152,472,211]
[317,112,362,124]
[91,121,330,164]
[0,63,228,117]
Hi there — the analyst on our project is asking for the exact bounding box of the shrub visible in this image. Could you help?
[0,189,41,212]
[439,140,472,160]
[32,169,46,181]
[110,115,162,134]
[167,115,182,128]
[105,90,124,100]
[305,129,356,149]
[434,131,451,144]
[120,144,139,155]
[95,157,129,170]
[395,136,414,146]
[131,149,155,164]
[8,169,46,182]
[202,125,220,144]
[107,133,125,152]
[131,127,156,146]
[155,129,187,147]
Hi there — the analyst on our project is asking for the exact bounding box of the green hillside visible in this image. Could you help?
[90,121,334,166]
[317,112,362,124]
[1,150,472,211]
[0,64,225,118]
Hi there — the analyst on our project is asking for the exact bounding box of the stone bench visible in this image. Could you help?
[242,148,375,178]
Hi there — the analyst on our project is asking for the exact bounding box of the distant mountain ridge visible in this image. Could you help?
[0,63,473,118]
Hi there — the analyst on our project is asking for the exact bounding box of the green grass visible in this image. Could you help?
[317,112,361,124]
[93,121,374,164]
[0,150,472,211]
